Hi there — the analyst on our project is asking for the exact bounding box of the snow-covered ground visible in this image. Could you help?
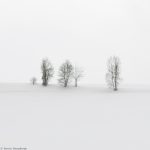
[0,84,150,150]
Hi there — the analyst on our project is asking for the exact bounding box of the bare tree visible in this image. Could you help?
[30,77,37,85]
[58,60,74,87]
[73,66,84,87]
[41,58,54,86]
[106,56,121,91]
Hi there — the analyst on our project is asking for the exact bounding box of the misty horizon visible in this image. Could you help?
[0,0,150,84]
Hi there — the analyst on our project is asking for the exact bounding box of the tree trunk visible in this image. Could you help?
[42,79,47,86]
[114,87,117,91]
[75,79,77,87]
[114,77,117,91]
[64,81,68,87]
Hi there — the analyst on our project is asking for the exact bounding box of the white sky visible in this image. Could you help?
[0,0,150,84]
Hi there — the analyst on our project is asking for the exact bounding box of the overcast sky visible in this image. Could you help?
[0,0,150,84]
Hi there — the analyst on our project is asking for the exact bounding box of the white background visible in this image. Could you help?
[0,0,150,84]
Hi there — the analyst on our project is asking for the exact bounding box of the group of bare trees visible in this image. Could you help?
[31,56,121,91]
[58,60,83,87]
[40,59,83,87]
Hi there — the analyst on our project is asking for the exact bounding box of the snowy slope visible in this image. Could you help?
[0,84,150,150]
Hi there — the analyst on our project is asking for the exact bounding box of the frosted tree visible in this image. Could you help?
[73,66,84,87]
[58,60,74,87]
[30,77,37,85]
[106,56,121,91]
[41,58,54,86]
